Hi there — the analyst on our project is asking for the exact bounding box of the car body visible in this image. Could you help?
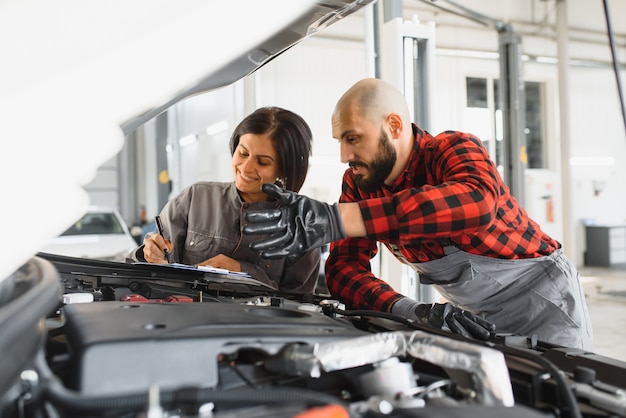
[2,1,626,418]
[40,207,139,262]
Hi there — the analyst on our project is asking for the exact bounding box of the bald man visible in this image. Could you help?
[244,78,593,350]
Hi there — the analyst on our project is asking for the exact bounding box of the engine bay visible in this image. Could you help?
[2,254,626,418]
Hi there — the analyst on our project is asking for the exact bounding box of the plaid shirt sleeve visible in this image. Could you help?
[325,178,405,312]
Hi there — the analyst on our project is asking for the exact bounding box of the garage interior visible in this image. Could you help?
[4,1,626,361]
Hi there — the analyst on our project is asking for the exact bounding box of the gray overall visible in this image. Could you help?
[405,245,593,350]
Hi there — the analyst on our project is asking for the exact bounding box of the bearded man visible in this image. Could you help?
[244,78,593,350]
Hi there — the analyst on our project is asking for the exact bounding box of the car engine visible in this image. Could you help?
[1,254,626,418]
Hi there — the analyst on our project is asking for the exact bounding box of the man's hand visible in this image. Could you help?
[243,183,346,259]
[413,303,496,340]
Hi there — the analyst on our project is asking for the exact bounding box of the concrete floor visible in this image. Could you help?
[578,265,626,362]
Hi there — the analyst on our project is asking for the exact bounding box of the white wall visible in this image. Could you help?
[254,35,371,203]
[568,64,626,262]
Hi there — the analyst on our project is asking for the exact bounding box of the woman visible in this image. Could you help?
[130,107,320,293]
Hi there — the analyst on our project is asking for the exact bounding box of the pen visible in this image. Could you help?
[155,215,172,263]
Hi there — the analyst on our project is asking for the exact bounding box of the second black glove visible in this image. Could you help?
[413,302,496,340]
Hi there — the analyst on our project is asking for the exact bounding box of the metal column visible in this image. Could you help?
[498,25,527,205]
[118,130,140,225]
[154,112,171,212]
[380,15,437,303]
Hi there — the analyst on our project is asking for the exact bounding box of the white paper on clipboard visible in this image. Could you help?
[132,262,252,279]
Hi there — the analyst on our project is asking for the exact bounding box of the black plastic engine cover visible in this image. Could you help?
[62,300,365,395]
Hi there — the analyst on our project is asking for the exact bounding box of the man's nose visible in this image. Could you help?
[339,142,353,164]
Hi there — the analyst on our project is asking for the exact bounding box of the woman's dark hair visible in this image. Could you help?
[229,106,313,192]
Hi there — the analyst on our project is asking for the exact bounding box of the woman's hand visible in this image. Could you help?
[199,254,241,272]
[142,233,173,264]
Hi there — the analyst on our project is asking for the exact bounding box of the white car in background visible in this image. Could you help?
[40,207,138,262]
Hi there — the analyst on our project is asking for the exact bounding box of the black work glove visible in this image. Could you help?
[393,298,495,340]
[243,183,346,259]
[415,302,496,340]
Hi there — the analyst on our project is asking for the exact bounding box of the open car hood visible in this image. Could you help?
[0,0,374,283]
[120,0,375,135]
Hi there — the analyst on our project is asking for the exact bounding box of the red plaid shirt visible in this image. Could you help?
[326,124,560,312]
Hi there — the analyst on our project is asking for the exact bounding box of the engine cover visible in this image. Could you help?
[62,300,365,395]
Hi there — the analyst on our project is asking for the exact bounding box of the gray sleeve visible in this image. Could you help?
[236,249,321,293]
[237,260,278,290]
[126,244,147,262]
[280,248,322,294]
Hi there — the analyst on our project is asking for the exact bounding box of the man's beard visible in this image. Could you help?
[352,129,396,193]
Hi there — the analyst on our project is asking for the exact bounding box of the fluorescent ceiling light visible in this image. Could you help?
[206,120,229,136]
[178,134,197,147]
[437,48,499,60]
[570,156,615,166]
[534,56,558,64]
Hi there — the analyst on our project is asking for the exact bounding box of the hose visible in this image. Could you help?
[44,383,345,415]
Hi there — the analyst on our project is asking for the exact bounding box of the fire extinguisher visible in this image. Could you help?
[140,205,147,225]
[546,197,554,223]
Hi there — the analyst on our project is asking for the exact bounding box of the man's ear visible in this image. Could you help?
[386,113,403,139]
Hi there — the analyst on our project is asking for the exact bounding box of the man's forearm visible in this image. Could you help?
[338,202,367,237]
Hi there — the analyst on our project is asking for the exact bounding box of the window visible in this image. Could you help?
[524,81,545,169]
[466,77,546,170]
[61,213,125,236]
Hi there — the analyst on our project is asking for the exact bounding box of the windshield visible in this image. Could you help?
[60,213,125,236]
